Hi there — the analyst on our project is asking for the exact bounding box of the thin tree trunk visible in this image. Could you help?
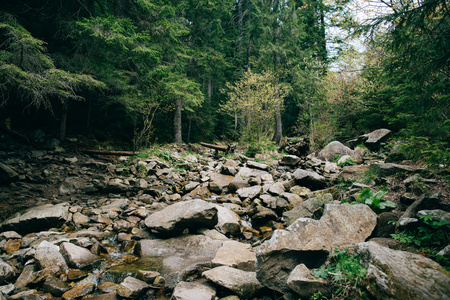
[60,99,68,142]
[272,103,282,143]
[174,98,183,143]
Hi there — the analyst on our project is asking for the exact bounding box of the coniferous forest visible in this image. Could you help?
[0,0,448,163]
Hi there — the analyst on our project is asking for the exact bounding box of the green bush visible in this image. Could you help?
[357,188,397,212]
[311,248,369,299]
[392,214,450,270]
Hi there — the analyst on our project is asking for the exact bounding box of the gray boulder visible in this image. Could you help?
[229,167,270,191]
[279,155,301,166]
[208,173,234,194]
[172,279,216,300]
[292,169,327,190]
[136,234,223,287]
[287,264,329,298]
[116,276,148,299]
[213,204,241,236]
[212,240,256,272]
[236,186,262,200]
[35,240,68,270]
[363,128,391,150]
[318,141,362,163]
[202,266,263,298]
[0,259,14,285]
[60,242,101,269]
[1,202,70,234]
[355,241,450,300]
[282,193,334,226]
[256,203,377,294]
[144,199,218,237]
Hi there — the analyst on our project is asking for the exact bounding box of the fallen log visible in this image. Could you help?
[81,149,138,156]
[200,142,235,158]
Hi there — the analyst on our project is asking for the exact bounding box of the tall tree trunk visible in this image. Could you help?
[60,99,68,142]
[272,103,282,143]
[174,98,183,143]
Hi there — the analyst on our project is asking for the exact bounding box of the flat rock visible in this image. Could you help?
[212,240,257,272]
[208,173,234,194]
[60,242,101,269]
[144,199,218,237]
[117,276,148,299]
[1,203,70,234]
[369,162,422,177]
[136,234,223,287]
[247,160,269,171]
[355,241,450,300]
[172,279,216,300]
[62,282,95,300]
[229,167,270,191]
[202,266,263,298]
[256,203,377,294]
[236,185,262,200]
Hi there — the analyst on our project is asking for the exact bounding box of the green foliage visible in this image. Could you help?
[244,143,262,158]
[338,157,355,167]
[311,248,369,299]
[392,214,450,270]
[332,155,340,163]
[159,150,174,162]
[395,136,450,168]
[357,188,397,212]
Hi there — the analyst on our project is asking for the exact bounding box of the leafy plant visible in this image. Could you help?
[159,150,174,162]
[332,155,340,163]
[357,188,397,212]
[311,248,369,299]
[245,143,262,158]
[338,157,355,167]
[391,214,450,270]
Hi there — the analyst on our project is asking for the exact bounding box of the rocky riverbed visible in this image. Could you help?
[0,130,449,299]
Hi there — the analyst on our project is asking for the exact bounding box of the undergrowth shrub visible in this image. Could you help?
[311,248,369,299]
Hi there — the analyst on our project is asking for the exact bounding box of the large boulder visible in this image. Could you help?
[35,241,68,271]
[362,129,391,150]
[318,141,362,163]
[136,234,223,287]
[208,173,234,194]
[355,241,450,300]
[256,203,377,295]
[292,169,327,190]
[369,162,423,177]
[202,266,263,298]
[144,199,218,237]
[212,240,256,272]
[0,203,70,234]
[60,242,101,269]
[213,204,241,236]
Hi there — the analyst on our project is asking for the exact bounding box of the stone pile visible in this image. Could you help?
[0,129,448,299]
